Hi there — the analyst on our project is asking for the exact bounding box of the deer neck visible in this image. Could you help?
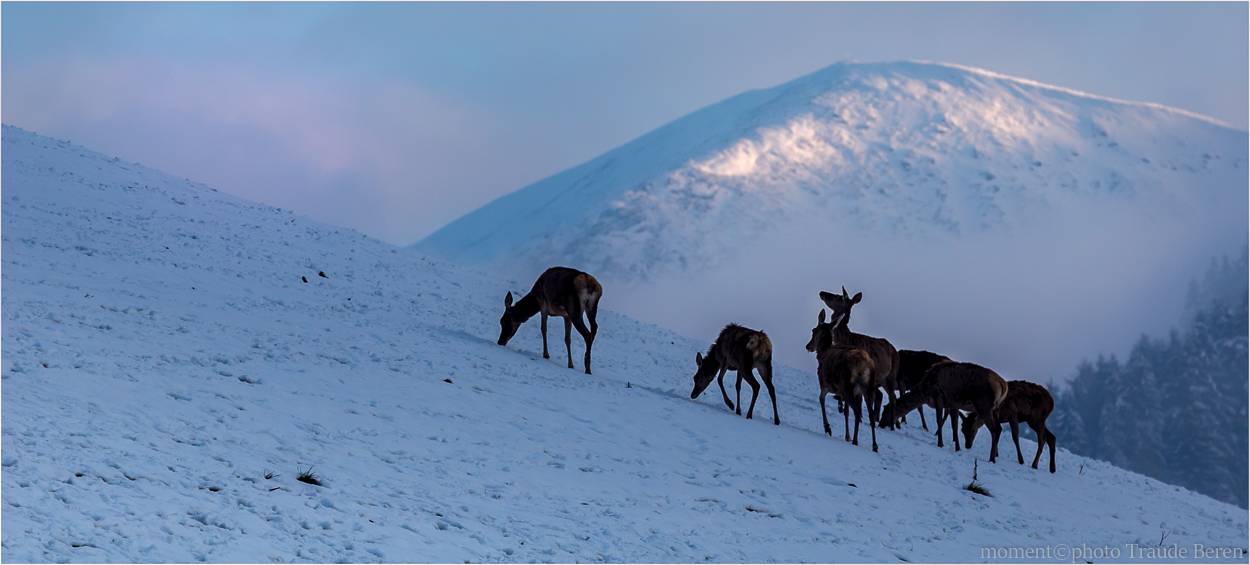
[830,319,854,347]
[890,389,927,417]
[510,292,542,322]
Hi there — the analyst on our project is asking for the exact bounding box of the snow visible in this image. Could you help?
[3,125,1247,562]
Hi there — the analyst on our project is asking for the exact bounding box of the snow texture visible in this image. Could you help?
[3,124,1247,562]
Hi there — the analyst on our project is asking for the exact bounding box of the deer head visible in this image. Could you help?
[805,309,844,353]
[497,291,524,345]
[818,286,862,327]
[689,351,723,400]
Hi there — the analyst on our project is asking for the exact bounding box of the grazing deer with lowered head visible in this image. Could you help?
[896,350,953,431]
[807,310,879,451]
[498,266,602,374]
[818,287,901,429]
[882,360,1008,462]
[961,380,1057,473]
[690,324,779,425]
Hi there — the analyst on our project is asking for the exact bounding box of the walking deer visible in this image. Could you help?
[498,266,602,374]
[807,310,879,451]
[896,350,953,431]
[961,380,1057,473]
[689,324,779,425]
[818,287,901,430]
[882,361,1008,463]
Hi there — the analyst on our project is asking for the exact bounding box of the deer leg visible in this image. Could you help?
[540,313,550,358]
[868,392,879,452]
[742,370,761,421]
[759,361,779,425]
[881,388,898,430]
[1030,421,1056,472]
[850,395,862,446]
[820,391,832,436]
[715,366,734,410]
[1010,418,1023,465]
[570,311,594,375]
[919,405,929,431]
[563,317,574,369]
[734,373,743,416]
[1045,428,1057,473]
[986,417,1002,463]
[844,395,852,442]
[951,410,961,452]
[934,405,945,448]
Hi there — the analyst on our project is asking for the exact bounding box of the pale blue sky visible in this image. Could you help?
[4,2,1247,245]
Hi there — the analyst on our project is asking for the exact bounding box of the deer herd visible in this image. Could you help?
[498,267,1057,474]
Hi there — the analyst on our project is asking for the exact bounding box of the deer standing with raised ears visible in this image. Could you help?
[498,266,602,374]
[689,324,779,425]
[818,287,901,430]
[806,310,879,451]
[961,380,1057,473]
[882,360,1008,462]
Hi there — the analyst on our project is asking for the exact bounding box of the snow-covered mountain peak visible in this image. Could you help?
[415,60,1245,281]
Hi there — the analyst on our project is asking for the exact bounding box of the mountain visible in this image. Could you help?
[415,60,1245,279]
[4,125,1247,562]
[413,60,1247,382]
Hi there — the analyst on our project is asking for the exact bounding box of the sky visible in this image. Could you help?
[3,2,1247,247]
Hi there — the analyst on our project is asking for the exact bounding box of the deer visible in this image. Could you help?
[961,380,1057,473]
[806,310,879,451]
[689,324,779,425]
[818,287,901,430]
[881,360,1008,463]
[896,350,953,431]
[498,266,602,374]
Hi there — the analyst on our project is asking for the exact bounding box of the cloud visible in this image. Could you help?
[3,55,508,244]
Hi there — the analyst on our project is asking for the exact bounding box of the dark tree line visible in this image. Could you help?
[1049,249,1249,508]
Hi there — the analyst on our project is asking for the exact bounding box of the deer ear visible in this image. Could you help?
[695,352,703,367]
[842,286,849,299]
[818,309,826,323]
[851,292,862,305]
[504,291,513,308]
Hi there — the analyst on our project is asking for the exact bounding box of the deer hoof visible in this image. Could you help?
[872,444,878,453]
[824,426,832,436]
[773,418,779,426]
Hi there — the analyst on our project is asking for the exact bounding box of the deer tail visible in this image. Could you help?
[575,274,603,311]
[746,333,772,362]
[993,379,1008,411]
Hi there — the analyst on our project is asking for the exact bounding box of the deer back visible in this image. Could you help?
[833,326,898,388]
[712,323,769,371]
[1000,380,1054,422]
[925,361,1009,413]
[898,350,951,390]
[532,266,598,317]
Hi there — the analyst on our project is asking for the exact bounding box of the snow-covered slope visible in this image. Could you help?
[3,125,1247,563]
[413,60,1248,383]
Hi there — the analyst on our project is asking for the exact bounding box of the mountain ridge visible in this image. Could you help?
[415,60,1246,282]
